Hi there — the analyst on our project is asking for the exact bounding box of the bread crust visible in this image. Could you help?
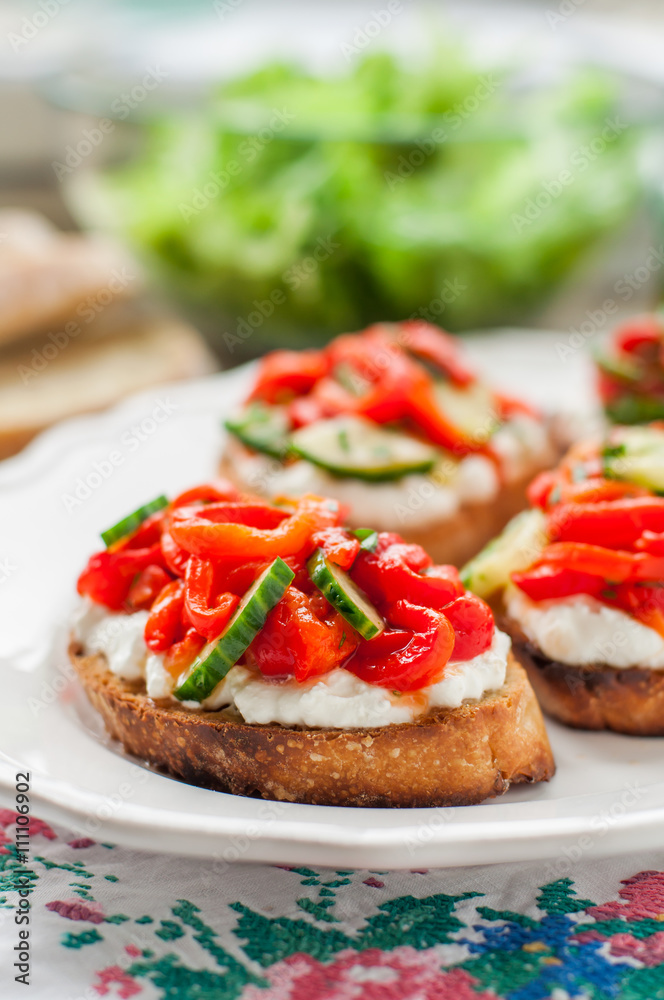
[503,617,664,736]
[69,646,554,807]
[220,449,547,567]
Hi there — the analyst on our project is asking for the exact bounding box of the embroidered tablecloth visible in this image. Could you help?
[2,810,664,999]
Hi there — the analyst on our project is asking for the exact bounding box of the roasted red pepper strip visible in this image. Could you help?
[615,315,663,356]
[160,528,190,577]
[351,538,462,611]
[310,350,421,425]
[126,565,172,611]
[398,320,475,386]
[406,381,487,454]
[609,582,664,638]
[311,527,360,570]
[246,588,357,681]
[288,395,327,428]
[535,542,664,584]
[171,480,239,508]
[108,510,167,553]
[183,557,240,640]
[145,580,185,652]
[493,391,538,420]
[170,495,339,560]
[548,498,664,548]
[250,349,328,403]
[347,600,455,691]
[443,594,494,660]
[635,531,664,555]
[163,627,206,679]
[77,543,166,611]
[511,565,606,603]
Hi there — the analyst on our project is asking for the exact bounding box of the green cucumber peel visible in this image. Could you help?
[101,495,169,547]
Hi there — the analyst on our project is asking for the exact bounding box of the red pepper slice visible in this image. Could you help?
[310,353,420,425]
[636,531,664,555]
[145,580,185,652]
[548,498,664,549]
[443,593,494,660]
[614,315,662,356]
[183,557,240,640]
[398,320,475,386]
[528,471,559,510]
[288,395,328,428]
[170,495,339,560]
[126,565,172,611]
[171,480,239,508]
[606,581,664,638]
[493,391,538,420]
[250,349,328,404]
[311,527,360,570]
[246,588,357,681]
[160,528,190,577]
[351,539,462,611]
[108,510,167,554]
[406,381,487,455]
[563,480,649,505]
[163,627,206,679]
[512,565,606,602]
[77,543,166,611]
[536,542,664,584]
[347,600,455,691]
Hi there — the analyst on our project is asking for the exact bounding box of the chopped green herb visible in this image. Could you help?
[601,589,617,600]
[338,429,350,452]
[339,631,347,649]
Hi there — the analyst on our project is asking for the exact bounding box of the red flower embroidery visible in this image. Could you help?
[588,871,664,922]
[93,965,142,998]
[46,899,105,924]
[239,947,498,999]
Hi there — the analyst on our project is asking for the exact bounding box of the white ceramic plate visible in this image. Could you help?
[1,330,661,870]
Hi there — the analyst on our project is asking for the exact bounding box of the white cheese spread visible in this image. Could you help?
[226,415,552,531]
[72,599,509,726]
[506,585,664,669]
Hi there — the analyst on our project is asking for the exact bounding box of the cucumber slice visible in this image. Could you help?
[173,557,295,702]
[225,402,291,458]
[351,528,379,552]
[595,351,640,384]
[308,547,384,640]
[291,415,437,481]
[602,426,664,490]
[101,495,168,547]
[460,508,547,599]
[433,380,500,443]
[605,394,664,426]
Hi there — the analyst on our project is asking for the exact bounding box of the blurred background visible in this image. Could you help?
[1,0,664,458]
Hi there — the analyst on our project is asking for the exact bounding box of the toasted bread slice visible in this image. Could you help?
[0,311,216,460]
[509,634,664,736]
[69,644,554,807]
[219,456,540,568]
[0,209,138,348]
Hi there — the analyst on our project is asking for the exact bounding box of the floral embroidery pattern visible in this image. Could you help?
[2,810,664,999]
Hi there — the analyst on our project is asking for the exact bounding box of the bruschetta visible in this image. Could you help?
[463,423,664,735]
[221,321,557,566]
[70,480,554,806]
